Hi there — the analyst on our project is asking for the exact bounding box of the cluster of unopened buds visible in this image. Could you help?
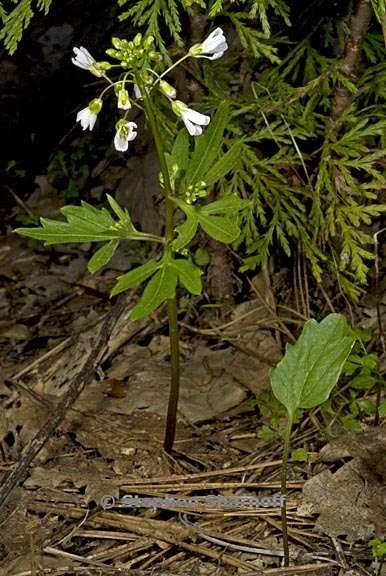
[71,28,228,151]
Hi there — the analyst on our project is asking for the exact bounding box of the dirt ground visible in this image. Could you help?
[1,179,385,575]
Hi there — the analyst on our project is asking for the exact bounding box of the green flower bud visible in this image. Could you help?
[106,48,120,59]
[112,37,123,50]
[160,79,177,99]
[89,98,103,114]
[98,61,112,71]
[144,35,154,49]
[133,33,142,46]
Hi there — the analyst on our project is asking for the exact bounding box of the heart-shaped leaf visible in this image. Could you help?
[271,313,356,423]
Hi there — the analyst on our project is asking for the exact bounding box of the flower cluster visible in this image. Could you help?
[185,181,208,204]
[72,27,228,151]
[106,33,159,70]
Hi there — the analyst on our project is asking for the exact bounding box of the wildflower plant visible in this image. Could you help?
[15,28,248,452]
[270,313,356,564]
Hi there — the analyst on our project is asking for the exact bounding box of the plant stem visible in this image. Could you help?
[280,419,292,566]
[137,76,181,453]
[152,54,190,89]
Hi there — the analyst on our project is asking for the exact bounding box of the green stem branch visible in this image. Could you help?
[151,54,190,90]
[281,419,292,566]
[136,75,181,453]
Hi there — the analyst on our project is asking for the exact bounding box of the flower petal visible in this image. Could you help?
[133,84,142,99]
[72,46,96,69]
[182,116,203,136]
[205,50,226,60]
[182,108,210,126]
[76,107,97,130]
[114,133,129,152]
[201,28,226,52]
[127,123,138,141]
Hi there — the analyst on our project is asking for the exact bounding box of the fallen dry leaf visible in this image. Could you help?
[299,426,386,541]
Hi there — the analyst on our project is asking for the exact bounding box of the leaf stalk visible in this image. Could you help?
[280,418,292,566]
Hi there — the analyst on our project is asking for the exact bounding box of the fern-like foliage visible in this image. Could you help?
[228,12,282,62]
[210,0,290,37]
[0,0,52,54]
[370,0,386,23]
[0,2,7,23]
[195,14,386,299]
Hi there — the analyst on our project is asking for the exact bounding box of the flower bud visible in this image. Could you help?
[89,98,103,114]
[144,35,154,49]
[112,37,123,50]
[117,86,131,110]
[133,33,142,47]
[159,79,177,99]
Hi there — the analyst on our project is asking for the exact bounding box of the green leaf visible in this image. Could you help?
[173,214,199,251]
[16,201,117,244]
[170,258,202,294]
[291,448,309,462]
[185,101,231,188]
[111,260,160,297]
[106,194,134,229]
[15,218,119,244]
[170,128,190,173]
[61,201,115,229]
[368,538,386,559]
[88,240,119,273]
[15,199,156,245]
[271,314,356,423]
[194,247,210,266]
[130,263,178,320]
[199,196,249,215]
[378,400,386,418]
[197,213,241,243]
[204,142,243,186]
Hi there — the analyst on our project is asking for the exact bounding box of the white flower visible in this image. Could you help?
[71,46,103,77]
[114,120,138,152]
[189,27,228,60]
[172,100,210,136]
[76,98,102,131]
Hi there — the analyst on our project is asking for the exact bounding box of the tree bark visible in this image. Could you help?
[330,0,373,126]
